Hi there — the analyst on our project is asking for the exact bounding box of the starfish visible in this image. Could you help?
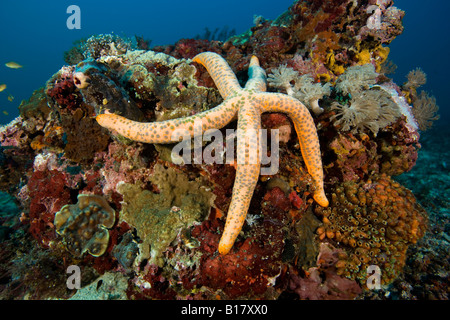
[96,52,329,255]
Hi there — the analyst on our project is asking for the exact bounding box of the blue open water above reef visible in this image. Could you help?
[0,0,449,125]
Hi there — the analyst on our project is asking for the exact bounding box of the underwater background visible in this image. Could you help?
[0,0,448,300]
[0,0,449,124]
[0,0,294,123]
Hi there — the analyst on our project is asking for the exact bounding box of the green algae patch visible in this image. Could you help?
[117,163,215,266]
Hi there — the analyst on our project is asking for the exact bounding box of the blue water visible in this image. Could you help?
[389,0,450,124]
[0,0,448,125]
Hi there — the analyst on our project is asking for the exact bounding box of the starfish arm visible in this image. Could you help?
[257,92,329,208]
[96,98,239,144]
[95,51,327,257]
[192,52,242,99]
[219,103,261,255]
[244,56,267,92]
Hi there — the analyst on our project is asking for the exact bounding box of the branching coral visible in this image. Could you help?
[379,59,397,75]
[330,89,401,136]
[411,91,440,131]
[268,65,331,115]
[404,67,427,89]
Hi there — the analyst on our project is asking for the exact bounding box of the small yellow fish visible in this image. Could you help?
[7,95,14,102]
[0,84,6,92]
[2,110,8,115]
[5,61,23,69]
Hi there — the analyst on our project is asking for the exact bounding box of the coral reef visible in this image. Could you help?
[18,87,51,122]
[315,174,427,285]
[268,65,331,115]
[111,231,139,272]
[22,167,72,246]
[95,51,329,258]
[73,59,145,121]
[288,243,363,299]
[404,68,427,90]
[54,194,116,257]
[397,67,439,131]
[46,66,82,111]
[45,65,112,162]
[335,64,379,96]
[69,272,129,300]
[0,0,445,301]
[330,88,401,136]
[117,163,215,266]
[410,91,440,131]
[64,34,151,65]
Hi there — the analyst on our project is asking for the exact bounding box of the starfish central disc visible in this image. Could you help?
[95,52,328,255]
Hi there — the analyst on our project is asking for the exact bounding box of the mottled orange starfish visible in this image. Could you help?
[96,52,328,255]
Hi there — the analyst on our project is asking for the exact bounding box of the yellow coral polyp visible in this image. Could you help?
[317,73,332,83]
[332,64,345,75]
[315,174,427,285]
